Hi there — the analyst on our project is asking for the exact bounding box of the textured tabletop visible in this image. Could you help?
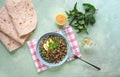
[0,0,120,77]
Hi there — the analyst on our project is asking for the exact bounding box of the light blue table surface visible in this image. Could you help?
[0,0,120,77]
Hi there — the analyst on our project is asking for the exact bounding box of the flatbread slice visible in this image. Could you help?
[0,6,30,44]
[6,0,37,37]
[0,32,21,52]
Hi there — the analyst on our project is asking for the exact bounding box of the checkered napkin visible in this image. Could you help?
[27,26,81,72]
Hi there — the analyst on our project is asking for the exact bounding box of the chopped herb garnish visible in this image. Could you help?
[49,42,58,50]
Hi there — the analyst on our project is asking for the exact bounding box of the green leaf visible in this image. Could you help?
[85,12,94,18]
[78,20,85,25]
[74,2,78,12]
[78,25,84,29]
[90,16,96,25]
[83,3,96,12]
[84,17,89,25]
[65,11,69,15]
[84,11,96,25]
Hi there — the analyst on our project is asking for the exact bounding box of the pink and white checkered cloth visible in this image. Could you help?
[27,26,81,72]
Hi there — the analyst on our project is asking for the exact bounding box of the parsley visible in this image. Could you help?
[49,42,58,50]
[66,3,97,33]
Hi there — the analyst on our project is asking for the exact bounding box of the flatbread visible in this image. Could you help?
[6,0,37,37]
[0,6,30,44]
[0,32,21,52]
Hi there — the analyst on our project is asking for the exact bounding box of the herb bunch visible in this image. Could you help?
[66,3,97,33]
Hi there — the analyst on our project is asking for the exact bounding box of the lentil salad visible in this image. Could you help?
[39,34,67,64]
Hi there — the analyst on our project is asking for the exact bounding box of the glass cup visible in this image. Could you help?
[81,37,95,49]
